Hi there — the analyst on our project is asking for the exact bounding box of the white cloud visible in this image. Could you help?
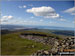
[2,16,7,18]
[8,15,13,19]
[63,7,75,15]
[45,14,60,18]
[72,21,75,24]
[40,19,43,22]
[31,16,34,19]
[1,18,23,25]
[26,6,60,18]
[49,22,53,23]
[28,4,33,7]
[18,5,26,8]
[18,6,22,8]
[23,21,27,23]
[23,5,26,8]
[0,15,13,22]
[59,19,67,22]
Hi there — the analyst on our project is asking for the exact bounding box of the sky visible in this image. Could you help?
[1,1,75,28]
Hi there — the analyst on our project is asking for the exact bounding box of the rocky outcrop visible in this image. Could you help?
[20,34,75,55]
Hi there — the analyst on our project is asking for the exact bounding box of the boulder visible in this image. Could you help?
[43,51,49,54]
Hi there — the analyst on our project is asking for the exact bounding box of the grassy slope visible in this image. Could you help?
[1,32,51,55]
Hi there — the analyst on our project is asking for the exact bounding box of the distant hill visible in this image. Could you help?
[0,24,74,36]
[52,30,74,36]
[0,24,74,31]
[1,25,25,30]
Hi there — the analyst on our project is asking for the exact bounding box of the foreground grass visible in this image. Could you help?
[1,32,51,55]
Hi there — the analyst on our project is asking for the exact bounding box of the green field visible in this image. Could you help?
[1,32,51,55]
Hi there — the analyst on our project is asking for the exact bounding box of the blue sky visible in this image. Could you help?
[1,1,75,28]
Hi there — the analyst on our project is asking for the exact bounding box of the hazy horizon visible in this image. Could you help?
[1,24,75,31]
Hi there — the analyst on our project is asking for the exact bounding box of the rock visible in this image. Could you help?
[32,45,35,48]
[55,41,59,46]
[43,51,49,54]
